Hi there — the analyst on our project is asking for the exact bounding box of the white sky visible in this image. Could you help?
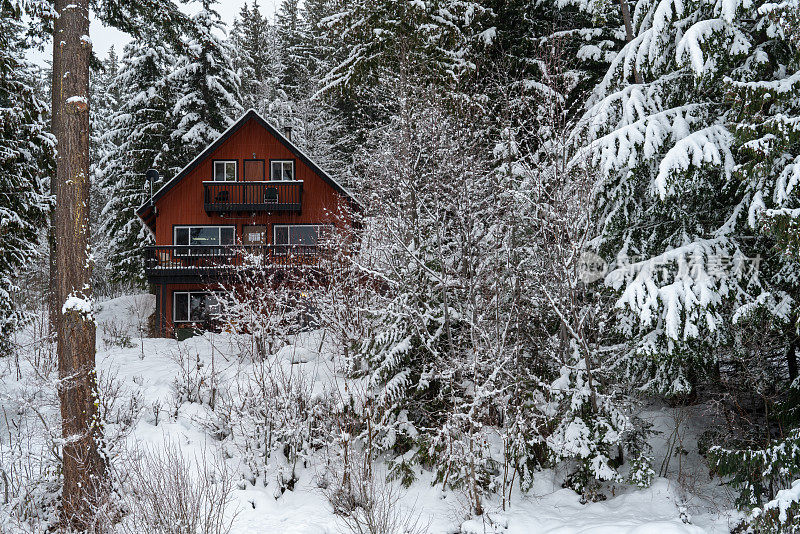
[29,0,281,66]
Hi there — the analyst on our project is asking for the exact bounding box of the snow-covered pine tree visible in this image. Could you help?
[99,35,176,286]
[0,2,53,348]
[318,0,489,146]
[704,0,800,508]
[577,0,797,395]
[90,47,121,295]
[576,0,800,507]
[274,0,310,103]
[166,0,243,173]
[230,0,276,111]
[301,0,343,84]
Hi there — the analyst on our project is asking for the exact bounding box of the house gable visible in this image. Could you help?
[137,109,359,234]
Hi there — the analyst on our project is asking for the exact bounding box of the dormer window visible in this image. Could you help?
[213,160,237,181]
[270,160,295,181]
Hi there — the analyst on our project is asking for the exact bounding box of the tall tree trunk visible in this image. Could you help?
[52,0,107,528]
[48,0,62,338]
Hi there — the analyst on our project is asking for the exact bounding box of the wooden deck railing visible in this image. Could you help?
[144,245,320,276]
[203,181,303,213]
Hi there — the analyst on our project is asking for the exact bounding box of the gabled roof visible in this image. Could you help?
[136,109,361,222]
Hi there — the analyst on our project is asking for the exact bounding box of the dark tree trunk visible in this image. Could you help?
[52,0,108,528]
[48,0,61,338]
[617,0,644,85]
[788,335,799,382]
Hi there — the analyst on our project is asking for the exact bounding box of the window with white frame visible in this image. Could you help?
[273,224,329,253]
[213,160,237,181]
[174,226,235,255]
[173,292,222,323]
[270,160,295,181]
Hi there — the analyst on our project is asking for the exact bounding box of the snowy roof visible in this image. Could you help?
[136,108,361,223]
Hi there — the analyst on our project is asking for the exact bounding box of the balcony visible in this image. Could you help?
[144,245,321,280]
[203,181,303,214]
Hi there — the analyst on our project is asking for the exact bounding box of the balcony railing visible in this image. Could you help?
[144,245,321,277]
[203,181,303,213]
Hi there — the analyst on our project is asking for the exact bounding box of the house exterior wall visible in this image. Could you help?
[144,116,355,337]
[152,120,351,246]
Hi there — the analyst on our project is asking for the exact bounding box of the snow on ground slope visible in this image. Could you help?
[1,295,741,533]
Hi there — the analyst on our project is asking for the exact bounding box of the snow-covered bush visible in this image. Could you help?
[0,337,61,531]
[709,429,800,508]
[217,250,313,361]
[224,352,337,493]
[547,342,629,499]
[746,479,800,533]
[116,442,235,534]
[323,447,429,534]
[213,253,342,491]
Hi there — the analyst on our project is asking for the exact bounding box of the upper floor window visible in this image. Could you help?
[175,226,235,247]
[214,160,237,181]
[270,160,295,181]
[273,224,330,254]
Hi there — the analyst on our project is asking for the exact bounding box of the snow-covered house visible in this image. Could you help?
[136,109,359,337]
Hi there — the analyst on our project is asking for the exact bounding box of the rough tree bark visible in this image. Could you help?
[52,0,108,528]
[48,0,61,338]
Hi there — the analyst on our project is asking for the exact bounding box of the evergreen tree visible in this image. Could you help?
[90,47,121,294]
[230,0,272,110]
[318,0,489,146]
[166,0,243,171]
[274,0,310,102]
[99,36,176,286]
[0,2,52,348]
[579,0,800,506]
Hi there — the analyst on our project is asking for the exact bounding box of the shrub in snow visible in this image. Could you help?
[0,384,61,531]
[709,428,800,509]
[627,453,656,489]
[170,343,217,409]
[115,442,235,534]
[323,448,429,534]
[746,479,800,533]
[546,341,630,500]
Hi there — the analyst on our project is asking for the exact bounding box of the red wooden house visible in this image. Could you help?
[136,109,359,337]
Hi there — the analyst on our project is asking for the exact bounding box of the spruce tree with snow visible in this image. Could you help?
[578,0,800,396]
[319,0,489,144]
[275,0,310,103]
[0,3,53,348]
[166,0,243,172]
[99,36,176,286]
[90,47,122,294]
[577,0,800,506]
[230,0,277,111]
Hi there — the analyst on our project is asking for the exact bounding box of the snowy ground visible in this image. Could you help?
[0,294,743,533]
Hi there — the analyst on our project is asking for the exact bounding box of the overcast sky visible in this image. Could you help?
[29,0,281,66]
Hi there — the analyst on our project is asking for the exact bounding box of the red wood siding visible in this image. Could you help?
[153,119,351,245]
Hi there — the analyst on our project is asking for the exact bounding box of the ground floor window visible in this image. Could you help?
[173,291,221,323]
